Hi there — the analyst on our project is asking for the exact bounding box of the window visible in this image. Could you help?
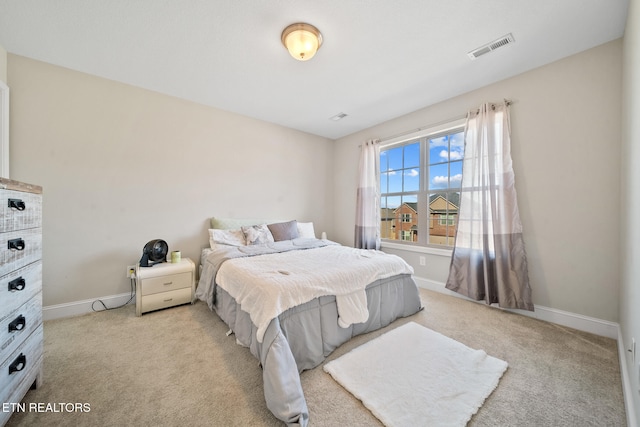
[380,121,465,248]
[439,214,455,226]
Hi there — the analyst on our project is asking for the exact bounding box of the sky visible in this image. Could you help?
[380,130,464,209]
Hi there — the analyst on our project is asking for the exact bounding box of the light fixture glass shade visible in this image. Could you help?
[281,23,323,61]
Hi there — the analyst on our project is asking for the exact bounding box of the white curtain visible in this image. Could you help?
[445,102,533,311]
[354,139,381,249]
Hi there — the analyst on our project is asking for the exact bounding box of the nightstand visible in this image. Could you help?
[135,258,195,316]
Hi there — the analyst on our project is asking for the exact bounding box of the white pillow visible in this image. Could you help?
[297,222,316,238]
[209,228,246,249]
[241,224,275,245]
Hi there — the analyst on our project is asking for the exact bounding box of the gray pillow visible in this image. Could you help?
[267,220,300,242]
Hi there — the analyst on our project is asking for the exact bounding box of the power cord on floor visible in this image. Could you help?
[91,276,136,312]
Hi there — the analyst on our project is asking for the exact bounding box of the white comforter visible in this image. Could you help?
[214,245,414,343]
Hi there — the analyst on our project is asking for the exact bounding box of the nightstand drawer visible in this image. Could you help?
[0,188,42,233]
[0,261,42,321]
[0,292,42,365]
[140,287,192,313]
[140,271,192,296]
[0,325,43,406]
[0,228,42,277]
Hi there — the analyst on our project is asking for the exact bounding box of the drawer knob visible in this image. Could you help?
[8,315,26,333]
[8,277,26,292]
[8,354,27,375]
[8,198,26,211]
[8,238,26,251]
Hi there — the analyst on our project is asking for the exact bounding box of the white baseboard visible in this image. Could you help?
[414,277,619,339]
[618,328,638,427]
[43,292,135,321]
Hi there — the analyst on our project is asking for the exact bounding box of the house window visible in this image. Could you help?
[380,120,465,248]
[439,214,455,226]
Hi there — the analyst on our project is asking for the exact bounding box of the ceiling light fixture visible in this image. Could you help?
[281,23,323,61]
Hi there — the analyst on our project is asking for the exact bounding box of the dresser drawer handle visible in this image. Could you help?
[163,282,173,286]
[8,238,25,251]
[8,354,26,375]
[8,277,26,292]
[8,198,26,211]
[163,298,173,302]
[8,315,26,333]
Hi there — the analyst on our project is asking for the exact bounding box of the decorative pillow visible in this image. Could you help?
[267,220,300,242]
[208,228,246,249]
[241,224,275,245]
[297,222,316,238]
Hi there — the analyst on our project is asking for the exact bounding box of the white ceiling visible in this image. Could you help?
[0,0,629,140]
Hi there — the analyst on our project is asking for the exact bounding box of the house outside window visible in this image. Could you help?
[379,120,465,248]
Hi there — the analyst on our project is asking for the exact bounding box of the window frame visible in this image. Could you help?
[379,118,466,251]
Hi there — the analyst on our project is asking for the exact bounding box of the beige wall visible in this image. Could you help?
[8,54,333,306]
[620,0,640,421]
[333,39,622,323]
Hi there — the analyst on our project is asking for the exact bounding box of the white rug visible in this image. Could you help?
[323,322,508,427]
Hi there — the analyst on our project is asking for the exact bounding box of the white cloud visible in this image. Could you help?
[429,137,448,148]
[449,151,463,161]
[405,169,419,177]
[439,149,464,161]
[432,173,463,186]
[432,175,449,186]
[385,169,397,175]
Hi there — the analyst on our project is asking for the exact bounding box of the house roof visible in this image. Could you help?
[430,192,460,208]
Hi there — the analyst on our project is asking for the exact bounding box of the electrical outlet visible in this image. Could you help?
[419,256,426,266]
[126,265,136,279]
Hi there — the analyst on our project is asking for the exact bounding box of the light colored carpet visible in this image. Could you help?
[5,288,626,426]
[323,321,508,427]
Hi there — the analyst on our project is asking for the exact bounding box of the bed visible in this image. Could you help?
[195,218,422,426]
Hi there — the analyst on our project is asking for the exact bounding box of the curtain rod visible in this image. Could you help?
[377,98,512,144]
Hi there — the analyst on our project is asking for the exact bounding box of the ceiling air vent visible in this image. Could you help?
[467,33,515,60]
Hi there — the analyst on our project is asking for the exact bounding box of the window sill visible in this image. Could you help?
[380,241,453,257]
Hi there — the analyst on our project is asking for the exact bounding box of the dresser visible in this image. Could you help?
[0,178,43,425]
[135,258,195,316]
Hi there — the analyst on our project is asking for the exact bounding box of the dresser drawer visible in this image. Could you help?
[0,325,43,406]
[140,271,192,296]
[0,261,42,322]
[0,188,42,233]
[0,292,42,366]
[140,287,192,313]
[0,228,42,277]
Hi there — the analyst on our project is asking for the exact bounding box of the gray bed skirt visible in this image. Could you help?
[211,273,422,426]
